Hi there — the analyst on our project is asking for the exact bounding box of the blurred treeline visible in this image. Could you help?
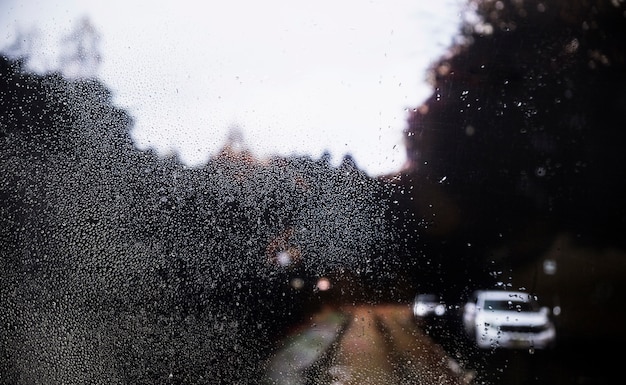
[0,55,398,383]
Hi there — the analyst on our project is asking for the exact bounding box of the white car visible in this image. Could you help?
[462,290,556,350]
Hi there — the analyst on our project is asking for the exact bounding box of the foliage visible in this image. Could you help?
[0,55,396,383]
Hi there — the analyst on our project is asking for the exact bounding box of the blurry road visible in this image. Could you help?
[264,304,474,385]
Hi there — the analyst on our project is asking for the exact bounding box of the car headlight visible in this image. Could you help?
[414,305,427,317]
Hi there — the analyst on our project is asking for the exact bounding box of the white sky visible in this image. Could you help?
[1,0,469,177]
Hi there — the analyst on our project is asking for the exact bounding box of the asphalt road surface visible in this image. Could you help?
[264,304,475,385]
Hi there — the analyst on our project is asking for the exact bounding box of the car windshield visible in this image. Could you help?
[483,299,538,312]
[1,1,624,384]
[417,294,440,302]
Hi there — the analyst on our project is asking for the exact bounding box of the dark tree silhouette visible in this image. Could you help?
[0,52,397,383]
[393,0,626,297]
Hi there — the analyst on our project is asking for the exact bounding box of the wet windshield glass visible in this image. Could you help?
[1,1,625,384]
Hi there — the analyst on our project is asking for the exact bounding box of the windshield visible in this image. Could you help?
[483,300,538,312]
[1,1,624,384]
[417,294,440,302]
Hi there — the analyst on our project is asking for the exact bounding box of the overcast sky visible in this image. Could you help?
[1,0,471,176]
